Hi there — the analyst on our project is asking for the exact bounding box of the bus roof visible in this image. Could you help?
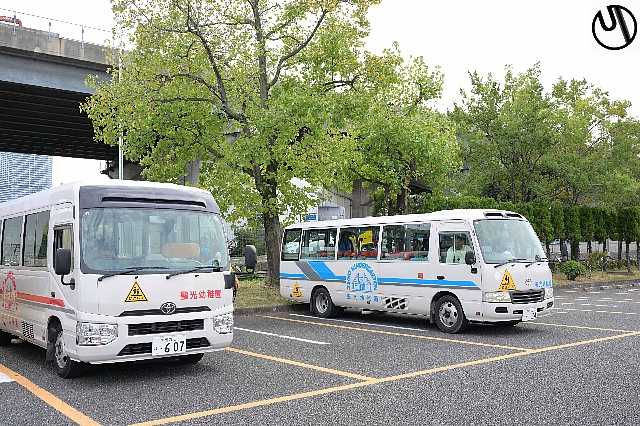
[284,209,526,229]
[0,180,220,215]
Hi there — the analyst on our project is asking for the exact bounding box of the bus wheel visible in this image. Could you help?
[435,295,468,334]
[0,330,12,345]
[312,288,339,318]
[50,323,82,379]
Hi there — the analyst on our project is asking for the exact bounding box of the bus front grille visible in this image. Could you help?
[117,337,211,356]
[128,319,204,336]
[511,289,544,304]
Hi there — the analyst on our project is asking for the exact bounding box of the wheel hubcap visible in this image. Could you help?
[438,302,458,328]
[54,333,68,368]
[316,294,328,313]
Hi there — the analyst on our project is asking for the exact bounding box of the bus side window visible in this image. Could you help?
[405,223,430,261]
[53,227,74,272]
[2,216,23,267]
[23,210,50,268]
[282,229,301,261]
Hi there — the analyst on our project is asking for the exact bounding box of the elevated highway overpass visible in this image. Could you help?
[0,21,118,161]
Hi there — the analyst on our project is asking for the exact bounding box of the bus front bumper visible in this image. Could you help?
[481,298,554,323]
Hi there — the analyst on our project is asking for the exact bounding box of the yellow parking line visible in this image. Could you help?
[226,347,374,381]
[0,364,101,426]
[262,315,529,351]
[128,331,640,426]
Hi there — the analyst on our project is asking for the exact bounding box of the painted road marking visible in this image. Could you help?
[560,308,634,315]
[129,331,640,426]
[262,315,529,351]
[289,313,429,333]
[226,347,372,380]
[234,327,330,345]
[0,372,13,383]
[532,322,636,333]
[0,364,100,426]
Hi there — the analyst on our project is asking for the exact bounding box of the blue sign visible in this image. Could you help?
[305,213,317,221]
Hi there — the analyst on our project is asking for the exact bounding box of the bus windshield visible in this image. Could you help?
[81,208,228,273]
[474,219,545,264]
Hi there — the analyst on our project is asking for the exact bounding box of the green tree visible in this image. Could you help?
[344,49,461,215]
[563,206,581,260]
[617,207,640,272]
[84,0,383,288]
[578,205,594,254]
[451,63,559,202]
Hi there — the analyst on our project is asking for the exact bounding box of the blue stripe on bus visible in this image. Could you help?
[280,273,308,279]
[281,262,478,289]
[378,277,478,288]
[307,262,346,281]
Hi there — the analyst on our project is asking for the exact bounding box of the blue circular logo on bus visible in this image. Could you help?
[346,262,378,292]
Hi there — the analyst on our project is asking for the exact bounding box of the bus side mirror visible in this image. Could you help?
[55,248,71,276]
[465,251,476,265]
[245,245,257,272]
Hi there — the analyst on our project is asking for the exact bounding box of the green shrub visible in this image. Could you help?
[560,260,587,281]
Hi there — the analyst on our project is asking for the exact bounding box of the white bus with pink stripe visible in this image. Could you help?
[0,181,234,377]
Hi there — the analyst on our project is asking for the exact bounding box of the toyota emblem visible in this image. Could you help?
[160,302,177,315]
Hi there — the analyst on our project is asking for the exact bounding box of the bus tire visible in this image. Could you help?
[178,353,204,364]
[312,288,339,318]
[0,330,12,345]
[435,295,468,334]
[50,322,82,379]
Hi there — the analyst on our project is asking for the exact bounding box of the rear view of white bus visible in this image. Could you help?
[0,181,234,378]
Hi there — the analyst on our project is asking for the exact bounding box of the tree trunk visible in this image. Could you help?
[603,241,608,272]
[545,242,550,259]
[571,241,580,261]
[263,212,281,288]
[626,241,631,273]
[587,241,592,254]
[396,187,408,215]
[618,240,623,261]
[637,241,640,270]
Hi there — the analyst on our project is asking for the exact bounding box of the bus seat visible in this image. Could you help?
[162,242,200,259]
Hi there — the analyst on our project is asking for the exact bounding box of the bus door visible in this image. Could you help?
[50,204,78,312]
[434,221,483,316]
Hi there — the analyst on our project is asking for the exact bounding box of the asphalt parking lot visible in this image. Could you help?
[2,286,640,425]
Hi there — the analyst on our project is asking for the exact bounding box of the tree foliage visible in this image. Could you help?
[84,0,385,287]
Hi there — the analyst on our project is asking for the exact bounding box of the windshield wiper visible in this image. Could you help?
[166,265,222,280]
[494,258,526,268]
[98,266,170,282]
[525,257,549,268]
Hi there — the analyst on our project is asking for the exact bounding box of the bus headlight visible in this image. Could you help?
[483,291,511,303]
[544,287,554,299]
[213,313,233,334]
[76,322,117,346]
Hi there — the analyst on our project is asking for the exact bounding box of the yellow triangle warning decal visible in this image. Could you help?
[290,282,303,298]
[498,269,516,291]
[125,281,148,302]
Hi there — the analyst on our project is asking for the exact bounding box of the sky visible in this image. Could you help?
[2,0,639,184]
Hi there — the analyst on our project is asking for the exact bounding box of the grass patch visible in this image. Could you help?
[553,268,640,286]
[234,275,295,307]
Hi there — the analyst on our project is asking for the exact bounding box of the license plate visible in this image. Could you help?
[152,335,186,356]
[522,308,537,322]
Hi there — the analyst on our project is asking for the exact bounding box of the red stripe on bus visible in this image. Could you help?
[17,293,65,307]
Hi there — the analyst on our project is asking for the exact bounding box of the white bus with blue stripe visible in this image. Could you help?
[280,209,554,333]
